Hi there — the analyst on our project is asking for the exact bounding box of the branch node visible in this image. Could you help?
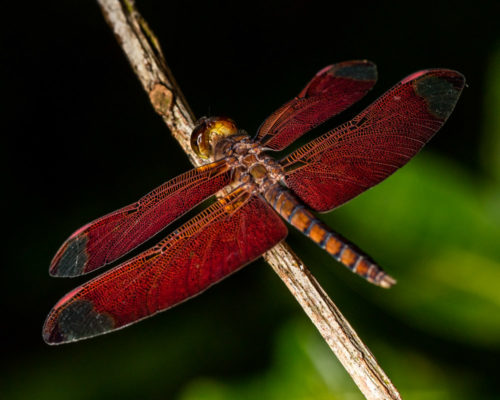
[149,83,173,117]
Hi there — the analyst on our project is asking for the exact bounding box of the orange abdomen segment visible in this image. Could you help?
[264,185,395,288]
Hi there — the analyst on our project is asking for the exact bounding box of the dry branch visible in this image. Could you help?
[96,1,402,399]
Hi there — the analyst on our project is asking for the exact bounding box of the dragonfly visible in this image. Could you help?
[43,60,465,344]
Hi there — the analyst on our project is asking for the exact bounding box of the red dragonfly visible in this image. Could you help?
[43,61,464,344]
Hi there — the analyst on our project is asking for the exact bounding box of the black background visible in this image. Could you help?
[2,0,499,399]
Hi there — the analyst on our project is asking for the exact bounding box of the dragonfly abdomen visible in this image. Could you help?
[264,185,396,288]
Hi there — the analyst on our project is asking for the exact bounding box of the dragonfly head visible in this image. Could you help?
[191,116,239,159]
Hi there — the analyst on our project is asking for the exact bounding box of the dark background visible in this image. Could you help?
[3,0,500,399]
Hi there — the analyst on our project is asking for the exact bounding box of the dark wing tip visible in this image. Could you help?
[330,60,378,82]
[411,69,466,120]
[43,299,115,345]
[49,235,89,277]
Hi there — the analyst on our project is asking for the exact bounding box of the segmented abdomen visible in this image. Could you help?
[263,185,395,288]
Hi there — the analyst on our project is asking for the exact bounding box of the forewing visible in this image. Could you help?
[281,69,465,212]
[43,189,288,344]
[256,60,377,150]
[50,160,232,277]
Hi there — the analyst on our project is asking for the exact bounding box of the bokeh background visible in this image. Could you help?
[3,0,500,399]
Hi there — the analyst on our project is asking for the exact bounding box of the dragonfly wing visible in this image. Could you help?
[50,160,232,276]
[281,69,465,212]
[256,60,377,150]
[43,189,287,344]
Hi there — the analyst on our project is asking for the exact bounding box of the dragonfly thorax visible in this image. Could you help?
[190,116,284,194]
[222,135,285,195]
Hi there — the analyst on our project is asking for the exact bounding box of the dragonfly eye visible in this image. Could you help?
[191,116,238,159]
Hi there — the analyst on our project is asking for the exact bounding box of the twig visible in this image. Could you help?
[96,1,402,399]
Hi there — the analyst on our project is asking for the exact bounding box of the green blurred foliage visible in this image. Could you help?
[179,319,477,400]
[333,154,500,345]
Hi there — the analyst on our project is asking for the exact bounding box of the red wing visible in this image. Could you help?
[49,160,232,277]
[255,60,377,151]
[281,69,465,212]
[43,189,288,344]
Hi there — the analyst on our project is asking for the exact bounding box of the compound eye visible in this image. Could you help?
[190,117,238,159]
[190,119,211,159]
[210,117,238,138]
